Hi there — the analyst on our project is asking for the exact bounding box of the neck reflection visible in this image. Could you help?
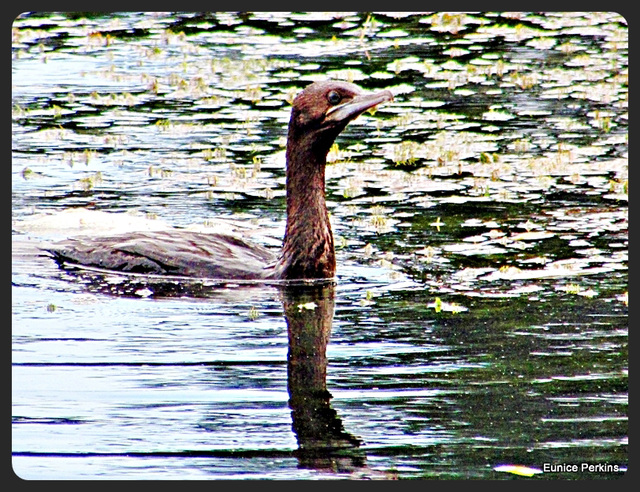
[281,282,365,472]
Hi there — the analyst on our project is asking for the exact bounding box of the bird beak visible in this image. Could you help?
[325,89,394,123]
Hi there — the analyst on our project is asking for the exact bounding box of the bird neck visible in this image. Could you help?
[276,134,336,280]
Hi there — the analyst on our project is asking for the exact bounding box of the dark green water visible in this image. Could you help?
[12,12,627,480]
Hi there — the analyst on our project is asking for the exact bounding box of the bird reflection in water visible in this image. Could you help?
[282,282,367,473]
[63,273,387,477]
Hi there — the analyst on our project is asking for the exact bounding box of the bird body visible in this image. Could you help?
[48,81,393,281]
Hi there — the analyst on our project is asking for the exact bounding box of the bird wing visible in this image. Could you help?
[48,230,277,280]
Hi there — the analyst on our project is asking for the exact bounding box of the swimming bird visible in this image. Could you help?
[48,80,393,281]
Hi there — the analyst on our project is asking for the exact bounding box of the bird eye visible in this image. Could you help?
[327,91,342,105]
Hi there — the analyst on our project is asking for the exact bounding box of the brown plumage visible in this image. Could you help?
[48,80,393,281]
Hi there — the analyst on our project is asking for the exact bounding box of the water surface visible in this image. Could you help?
[12,12,627,480]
